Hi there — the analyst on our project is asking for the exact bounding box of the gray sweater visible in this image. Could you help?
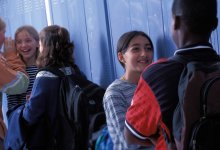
[103,79,137,150]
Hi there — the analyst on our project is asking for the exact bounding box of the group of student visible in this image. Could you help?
[104,0,219,149]
[0,18,32,149]
[0,0,218,149]
[0,17,88,149]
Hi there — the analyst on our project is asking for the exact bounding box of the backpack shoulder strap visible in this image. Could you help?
[38,67,65,77]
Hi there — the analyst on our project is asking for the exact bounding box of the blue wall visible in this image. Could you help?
[0,0,220,88]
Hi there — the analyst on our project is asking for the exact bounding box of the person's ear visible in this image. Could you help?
[118,52,125,63]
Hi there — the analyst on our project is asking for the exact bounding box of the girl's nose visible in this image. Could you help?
[141,47,148,56]
[21,42,27,47]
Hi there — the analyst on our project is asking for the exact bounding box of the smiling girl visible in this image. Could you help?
[103,31,154,150]
[6,25,39,116]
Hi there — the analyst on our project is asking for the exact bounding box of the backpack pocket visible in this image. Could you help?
[189,117,220,150]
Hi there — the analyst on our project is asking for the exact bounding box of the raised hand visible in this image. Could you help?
[4,37,16,52]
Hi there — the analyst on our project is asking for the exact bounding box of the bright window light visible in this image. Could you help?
[45,0,53,25]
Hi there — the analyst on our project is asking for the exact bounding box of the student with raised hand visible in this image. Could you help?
[5,25,75,150]
[0,18,29,95]
[103,31,154,150]
[0,17,29,150]
[6,25,39,117]
[5,25,92,150]
[124,0,218,149]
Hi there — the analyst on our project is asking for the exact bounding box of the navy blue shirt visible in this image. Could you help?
[143,43,219,139]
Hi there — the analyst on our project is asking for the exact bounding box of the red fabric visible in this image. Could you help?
[143,58,168,72]
[126,77,161,135]
[126,72,170,149]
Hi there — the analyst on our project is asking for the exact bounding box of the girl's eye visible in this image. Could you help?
[16,41,22,45]
[16,39,33,45]
[131,47,140,52]
[26,39,32,43]
[144,46,153,51]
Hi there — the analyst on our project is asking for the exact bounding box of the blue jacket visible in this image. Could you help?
[5,70,61,150]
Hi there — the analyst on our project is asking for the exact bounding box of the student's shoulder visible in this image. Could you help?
[104,79,125,95]
[105,79,129,91]
[142,57,183,81]
[145,57,182,73]
[36,70,58,78]
[149,57,177,67]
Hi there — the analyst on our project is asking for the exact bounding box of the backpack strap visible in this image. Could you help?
[38,66,65,77]
[170,53,220,66]
[38,66,80,77]
[200,65,220,118]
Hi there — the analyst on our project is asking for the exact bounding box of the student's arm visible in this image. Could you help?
[0,38,29,95]
[124,75,169,149]
[103,86,128,148]
[22,73,60,125]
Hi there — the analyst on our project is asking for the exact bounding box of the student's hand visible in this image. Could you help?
[0,53,6,66]
[26,92,31,101]
[3,37,16,52]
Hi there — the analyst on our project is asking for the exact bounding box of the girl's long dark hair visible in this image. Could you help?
[37,25,75,68]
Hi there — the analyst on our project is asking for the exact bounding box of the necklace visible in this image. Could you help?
[121,75,126,81]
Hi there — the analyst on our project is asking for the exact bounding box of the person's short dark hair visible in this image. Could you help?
[172,0,218,35]
[37,25,75,68]
[116,30,154,67]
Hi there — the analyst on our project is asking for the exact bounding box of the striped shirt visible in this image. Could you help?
[103,79,138,150]
[7,65,38,114]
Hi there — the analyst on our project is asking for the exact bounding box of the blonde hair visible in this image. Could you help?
[15,25,39,42]
[0,17,6,31]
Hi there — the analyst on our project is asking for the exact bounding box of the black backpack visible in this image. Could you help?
[67,66,106,150]
[40,67,89,150]
[4,66,105,150]
[172,55,220,150]
[44,66,106,150]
